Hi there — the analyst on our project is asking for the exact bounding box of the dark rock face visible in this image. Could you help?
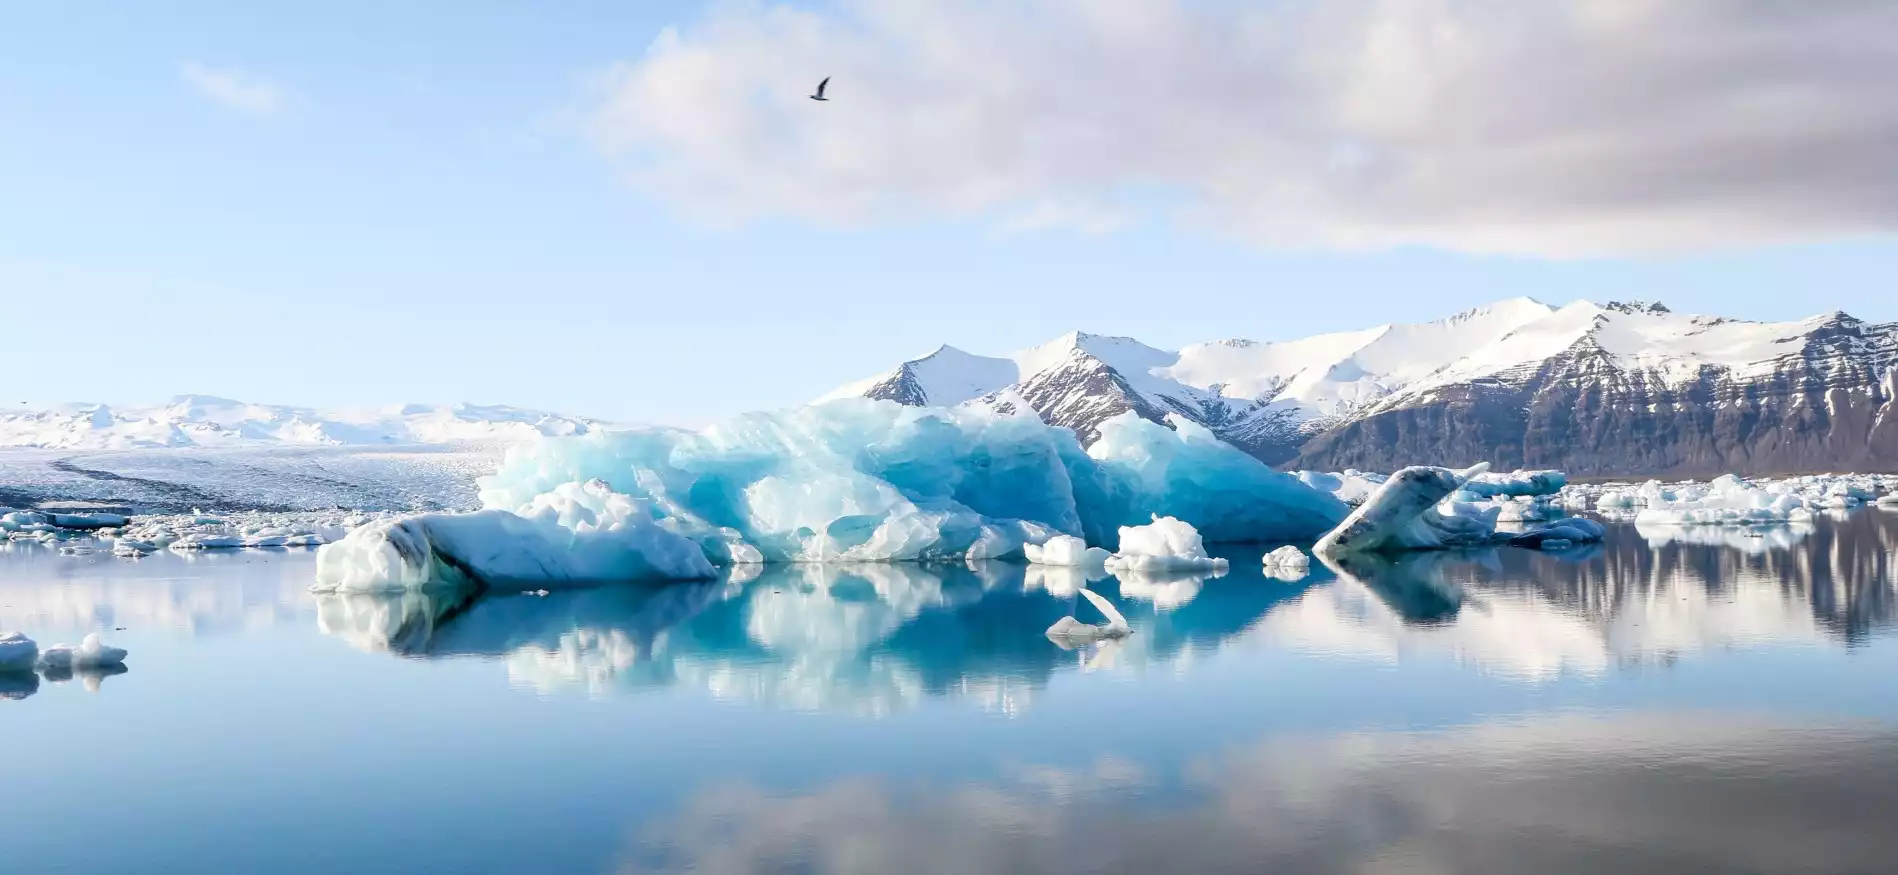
[1294,315,1898,477]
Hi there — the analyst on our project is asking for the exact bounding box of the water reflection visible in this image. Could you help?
[1272,510,1898,680]
[313,561,1308,715]
[618,714,1898,874]
[0,544,309,636]
[306,511,1898,707]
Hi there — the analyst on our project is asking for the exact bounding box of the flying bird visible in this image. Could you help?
[809,77,830,101]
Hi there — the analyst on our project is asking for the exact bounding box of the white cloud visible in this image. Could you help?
[586,0,1898,256]
[180,62,285,117]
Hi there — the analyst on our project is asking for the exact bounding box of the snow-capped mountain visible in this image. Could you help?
[821,299,1898,476]
[0,395,603,450]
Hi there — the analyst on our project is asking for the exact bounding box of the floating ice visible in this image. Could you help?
[0,631,39,673]
[1508,517,1606,549]
[1261,545,1311,577]
[1633,475,1815,526]
[1045,587,1130,643]
[1315,464,1501,555]
[35,633,128,670]
[312,480,718,592]
[1459,470,1568,498]
[1103,515,1229,573]
[1023,534,1110,567]
[1293,470,1388,506]
[325,401,1345,590]
[1568,473,1898,520]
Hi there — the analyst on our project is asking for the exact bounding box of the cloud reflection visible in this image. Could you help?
[616,714,1898,875]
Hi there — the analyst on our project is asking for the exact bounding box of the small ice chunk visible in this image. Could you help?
[1261,545,1310,570]
[1023,535,1110,567]
[171,534,246,551]
[1044,587,1131,642]
[1104,515,1228,573]
[0,632,39,673]
[37,634,127,671]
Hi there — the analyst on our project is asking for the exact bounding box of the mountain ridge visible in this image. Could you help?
[0,395,606,450]
[822,299,1898,476]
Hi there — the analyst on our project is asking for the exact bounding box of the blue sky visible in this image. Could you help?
[6,1,1897,424]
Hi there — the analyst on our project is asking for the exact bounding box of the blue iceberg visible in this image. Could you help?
[315,400,1347,591]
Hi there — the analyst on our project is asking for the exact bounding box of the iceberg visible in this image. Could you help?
[312,480,718,593]
[1633,475,1814,526]
[35,633,129,670]
[323,400,1346,590]
[1023,534,1110,567]
[1,631,38,673]
[1103,515,1229,573]
[1315,464,1501,555]
[1045,587,1131,643]
[1267,546,1313,573]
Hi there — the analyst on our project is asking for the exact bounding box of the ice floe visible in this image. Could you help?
[1103,516,1229,574]
[35,633,128,670]
[1045,587,1131,643]
[1023,534,1110,567]
[1261,545,1311,574]
[1569,472,1898,522]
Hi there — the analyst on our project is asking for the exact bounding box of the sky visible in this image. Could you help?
[5,0,1898,424]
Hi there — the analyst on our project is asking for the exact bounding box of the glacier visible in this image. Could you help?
[315,400,1347,591]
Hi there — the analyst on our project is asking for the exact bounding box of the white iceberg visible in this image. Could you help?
[0,631,39,673]
[1103,515,1229,573]
[1459,469,1567,498]
[1315,464,1500,555]
[35,633,129,670]
[1261,545,1311,571]
[1023,535,1110,567]
[1633,474,1814,526]
[312,480,717,593]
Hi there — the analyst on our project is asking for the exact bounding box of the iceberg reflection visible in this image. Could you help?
[313,560,1310,715]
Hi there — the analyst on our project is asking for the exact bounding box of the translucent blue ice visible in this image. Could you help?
[317,400,1349,590]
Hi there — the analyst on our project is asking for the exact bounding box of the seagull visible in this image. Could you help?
[809,77,830,101]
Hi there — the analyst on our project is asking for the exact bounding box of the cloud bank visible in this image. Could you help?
[588,0,1898,256]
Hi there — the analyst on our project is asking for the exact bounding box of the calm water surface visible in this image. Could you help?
[5,512,1898,874]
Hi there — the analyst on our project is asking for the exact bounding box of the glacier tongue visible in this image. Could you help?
[316,399,1348,590]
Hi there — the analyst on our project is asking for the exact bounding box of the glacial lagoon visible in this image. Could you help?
[5,511,1898,874]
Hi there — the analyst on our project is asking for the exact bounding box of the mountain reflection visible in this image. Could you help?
[1272,510,1898,680]
[312,511,1898,708]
